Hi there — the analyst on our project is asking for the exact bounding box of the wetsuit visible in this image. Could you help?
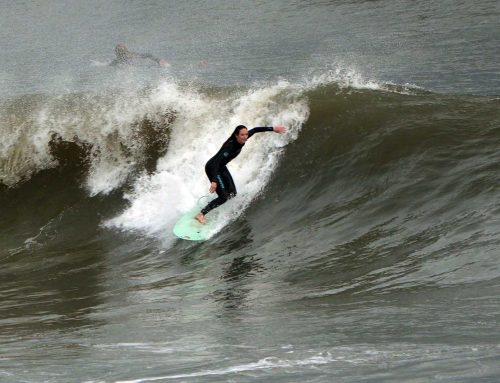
[201,127,274,215]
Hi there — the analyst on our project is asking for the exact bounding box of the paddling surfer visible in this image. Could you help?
[196,125,286,224]
[110,44,169,67]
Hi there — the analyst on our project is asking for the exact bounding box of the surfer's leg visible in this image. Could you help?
[197,166,225,222]
[200,194,226,215]
[197,194,226,223]
[198,168,236,219]
[195,212,207,224]
[223,167,237,199]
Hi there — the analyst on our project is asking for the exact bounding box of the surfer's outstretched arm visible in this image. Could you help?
[136,53,169,67]
[247,125,286,137]
[111,44,169,67]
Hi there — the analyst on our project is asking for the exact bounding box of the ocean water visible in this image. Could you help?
[1,1,500,382]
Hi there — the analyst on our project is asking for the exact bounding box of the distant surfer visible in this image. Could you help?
[195,125,286,224]
[110,44,169,67]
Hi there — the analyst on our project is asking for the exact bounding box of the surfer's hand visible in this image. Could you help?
[209,182,217,193]
[273,126,286,133]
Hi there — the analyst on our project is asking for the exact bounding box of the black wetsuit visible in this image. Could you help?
[201,127,274,215]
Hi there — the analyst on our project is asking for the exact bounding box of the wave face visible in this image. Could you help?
[264,86,500,291]
[3,79,499,255]
[1,75,500,382]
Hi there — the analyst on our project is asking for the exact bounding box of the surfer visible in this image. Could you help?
[195,125,286,224]
[110,44,169,67]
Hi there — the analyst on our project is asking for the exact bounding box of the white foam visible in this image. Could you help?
[305,64,421,94]
[0,105,57,186]
[105,80,309,244]
[309,67,382,90]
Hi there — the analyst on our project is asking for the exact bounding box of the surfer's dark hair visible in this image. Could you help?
[233,125,247,137]
[225,125,247,144]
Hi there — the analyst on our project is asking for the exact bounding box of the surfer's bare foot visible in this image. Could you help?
[195,213,207,224]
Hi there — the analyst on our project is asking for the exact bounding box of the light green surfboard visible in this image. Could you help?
[173,206,217,241]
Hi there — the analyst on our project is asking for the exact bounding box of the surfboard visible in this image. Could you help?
[173,205,216,241]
